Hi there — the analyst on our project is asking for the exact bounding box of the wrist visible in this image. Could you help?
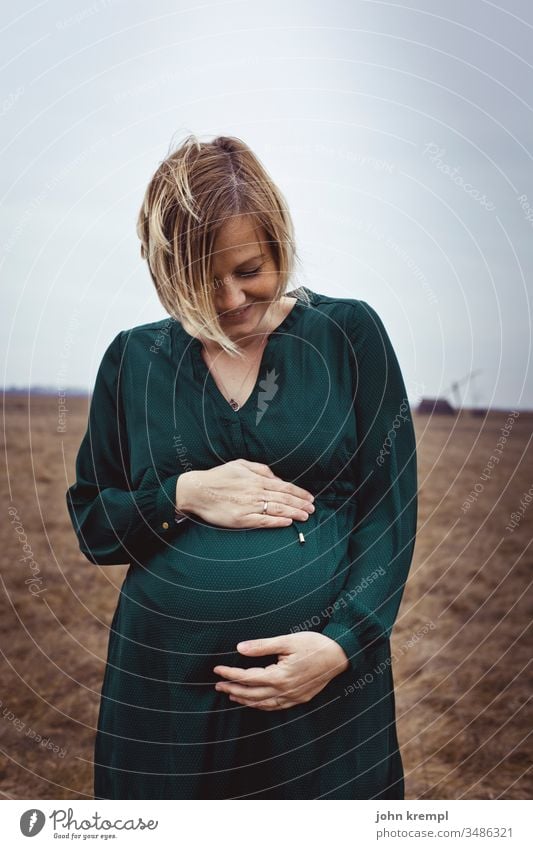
[175,470,197,514]
[324,635,350,675]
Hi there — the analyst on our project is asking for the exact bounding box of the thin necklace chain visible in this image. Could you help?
[201,298,295,411]
[202,331,270,411]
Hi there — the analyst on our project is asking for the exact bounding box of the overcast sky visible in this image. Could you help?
[2,0,532,409]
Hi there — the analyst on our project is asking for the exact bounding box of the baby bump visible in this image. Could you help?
[126,504,350,641]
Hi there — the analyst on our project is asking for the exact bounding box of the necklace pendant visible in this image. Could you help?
[229,398,240,411]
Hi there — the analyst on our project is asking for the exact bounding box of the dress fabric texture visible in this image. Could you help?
[66,286,418,800]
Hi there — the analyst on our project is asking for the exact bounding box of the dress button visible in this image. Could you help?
[162,521,169,530]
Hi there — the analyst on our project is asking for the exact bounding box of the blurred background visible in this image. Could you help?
[1,0,531,799]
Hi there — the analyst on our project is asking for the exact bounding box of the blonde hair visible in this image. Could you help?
[136,133,309,356]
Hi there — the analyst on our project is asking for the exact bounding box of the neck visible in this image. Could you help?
[202,298,287,357]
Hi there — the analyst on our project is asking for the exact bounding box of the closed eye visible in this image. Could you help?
[237,266,262,278]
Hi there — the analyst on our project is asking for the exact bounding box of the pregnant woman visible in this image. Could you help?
[66,134,418,800]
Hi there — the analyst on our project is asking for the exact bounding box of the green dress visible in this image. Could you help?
[66,286,418,800]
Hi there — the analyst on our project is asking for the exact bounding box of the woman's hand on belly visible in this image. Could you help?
[212,631,350,711]
[176,458,315,529]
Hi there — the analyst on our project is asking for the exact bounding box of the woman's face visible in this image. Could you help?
[209,214,281,344]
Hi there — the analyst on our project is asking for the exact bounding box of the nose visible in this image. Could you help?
[215,279,249,315]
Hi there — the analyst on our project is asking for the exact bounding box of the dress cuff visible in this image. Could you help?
[154,473,182,533]
[321,621,364,675]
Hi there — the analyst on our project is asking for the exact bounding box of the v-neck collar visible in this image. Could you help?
[173,288,313,416]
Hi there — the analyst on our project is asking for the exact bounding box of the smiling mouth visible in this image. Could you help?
[219,303,254,319]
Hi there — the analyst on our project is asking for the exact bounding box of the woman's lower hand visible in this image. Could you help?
[213,631,350,710]
[175,458,315,528]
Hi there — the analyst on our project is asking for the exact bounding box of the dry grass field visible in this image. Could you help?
[1,394,531,799]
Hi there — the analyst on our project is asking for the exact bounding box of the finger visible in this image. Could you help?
[230,695,290,710]
[217,682,277,700]
[250,498,312,521]
[241,514,294,528]
[213,665,274,685]
[261,490,315,512]
[262,478,315,503]
[235,459,314,502]
[237,637,289,656]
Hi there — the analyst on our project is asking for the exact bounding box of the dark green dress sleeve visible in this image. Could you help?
[321,301,418,674]
[66,331,185,565]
